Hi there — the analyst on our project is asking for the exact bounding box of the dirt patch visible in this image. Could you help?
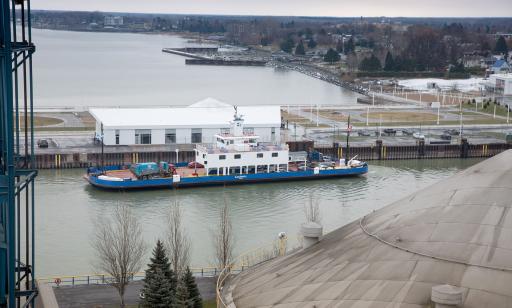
[19,115,63,127]
[362,111,439,122]
[317,110,350,121]
[281,110,329,128]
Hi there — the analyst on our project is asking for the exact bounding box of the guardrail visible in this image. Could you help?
[216,236,297,307]
[38,266,221,287]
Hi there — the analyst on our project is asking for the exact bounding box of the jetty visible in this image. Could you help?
[162,47,269,66]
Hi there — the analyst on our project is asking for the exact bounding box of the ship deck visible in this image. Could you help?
[104,167,206,179]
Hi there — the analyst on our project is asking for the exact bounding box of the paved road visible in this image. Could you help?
[54,277,216,308]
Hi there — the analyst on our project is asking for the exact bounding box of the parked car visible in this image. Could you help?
[383,128,397,136]
[440,134,452,140]
[358,130,372,137]
[401,129,414,136]
[444,129,460,136]
[37,139,48,148]
[413,132,425,140]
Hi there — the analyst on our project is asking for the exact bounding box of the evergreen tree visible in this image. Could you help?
[335,41,344,53]
[280,37,294,53]
[183,267,202,308]
[140,240,177,307]
[295,40,306,55]
[344,37,355,54]
[307,38,317,49]
[141,268,174,308]
[359,54,382,71]
[323,48,341,64]
[494,36,509,58]
[383,51,395,71]
[174,277,190,308]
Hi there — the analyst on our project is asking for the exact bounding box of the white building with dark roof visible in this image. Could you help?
[89,98,282,146]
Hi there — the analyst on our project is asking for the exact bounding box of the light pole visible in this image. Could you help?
[100,123,104,170]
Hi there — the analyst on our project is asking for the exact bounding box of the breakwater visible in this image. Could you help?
[185,59,267,66]
[32,141,510,169]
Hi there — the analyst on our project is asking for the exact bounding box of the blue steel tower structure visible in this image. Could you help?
[0,0,37,307]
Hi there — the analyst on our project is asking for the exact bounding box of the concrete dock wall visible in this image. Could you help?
[31,142,510,169]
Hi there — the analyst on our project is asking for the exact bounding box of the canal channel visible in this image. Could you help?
[35,158,482,277]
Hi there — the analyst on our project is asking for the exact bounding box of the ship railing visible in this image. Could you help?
[197,143,289,154]
[216,236,300,307]
[37,266,222,287]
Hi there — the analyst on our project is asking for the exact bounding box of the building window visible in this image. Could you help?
[219,155,226,160]
[243,127,254,135]
[165,129,176,144]
[272,152,278,157]
[135,129,151,144]
[191,128,202,143]
[115,130,120,145]
[234,154,241,159]
[220,128,230,135]
[257,153,264,158]
[204,161,207,165]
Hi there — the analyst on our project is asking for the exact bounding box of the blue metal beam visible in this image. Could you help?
[1,0,37,306]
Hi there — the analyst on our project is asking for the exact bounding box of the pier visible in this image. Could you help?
[161,48,210,59]
[162,47,269,66]
[185,58,267,66]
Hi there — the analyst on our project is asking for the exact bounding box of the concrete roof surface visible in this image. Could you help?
[89,98,281,129]
[229,150,512,308]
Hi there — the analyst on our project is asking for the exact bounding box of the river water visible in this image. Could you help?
[32,29,360,108]
[36,158,481,277]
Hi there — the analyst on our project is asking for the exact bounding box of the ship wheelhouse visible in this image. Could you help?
[194,108,289,176]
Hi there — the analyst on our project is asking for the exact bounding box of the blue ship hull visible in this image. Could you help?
[85,164,368,190]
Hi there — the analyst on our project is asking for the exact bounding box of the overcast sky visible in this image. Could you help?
[32,0,512,18]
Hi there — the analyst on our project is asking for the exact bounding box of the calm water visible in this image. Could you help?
[32,29,360,108]
[35,158,481,277]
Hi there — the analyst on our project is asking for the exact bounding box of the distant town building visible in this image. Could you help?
[90,98,282,146]
[104,16,124,27]
[462,52,485,68]
[490,59,511,74]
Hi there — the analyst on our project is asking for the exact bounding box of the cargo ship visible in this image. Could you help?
[84,110,368,190]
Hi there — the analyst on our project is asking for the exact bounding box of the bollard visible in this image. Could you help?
[301,222,323,249]
[431,285,463,308]
[418,139,425,158]
[460,138,469,158]
[376,140,383,160]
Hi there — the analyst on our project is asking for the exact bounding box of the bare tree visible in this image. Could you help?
[304,194,321,223]
[166,200,191,276]
[92,205,147,308]
[213,196,234,269]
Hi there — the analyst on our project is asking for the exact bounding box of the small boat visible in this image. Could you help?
[85,109,368,190]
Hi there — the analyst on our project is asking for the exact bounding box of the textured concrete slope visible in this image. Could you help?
[231,150,512,308]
